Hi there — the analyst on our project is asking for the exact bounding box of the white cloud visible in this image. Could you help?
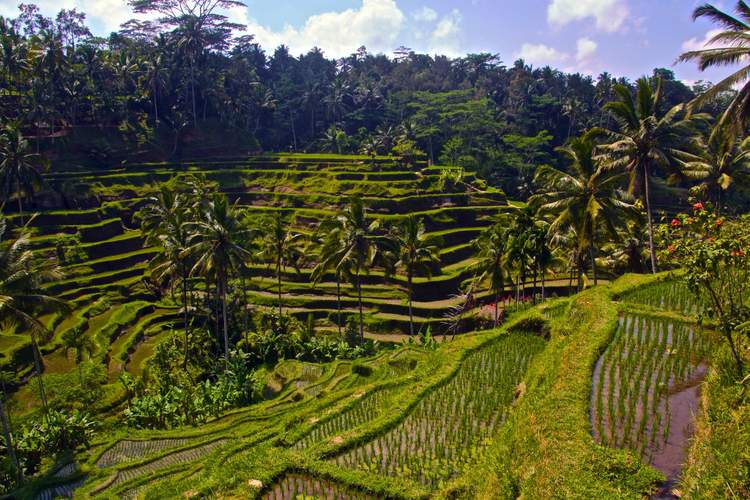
[413,6,438,22]
[245,0,406,57]
[682,28,724,52]
[516,43,569,66]
[576,37,598,61]
[548,0,629,33]
[425,9,463,57]
[0,0,142,34]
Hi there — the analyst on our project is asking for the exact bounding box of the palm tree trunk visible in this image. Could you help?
[0,395,22,485]
[357,270,364,341]
[408,271,414,336]
[494,289,499,327]
[532,267,538,305]
[277,256,283,318]
[16,179,23,226]
[568,259,574,293]
[541,266,546,301]
[590,242,598,286]
[182,264,189,370]
[153,85,159,125]
[190,57,198,129]
[31,338,48,417]
[289,108,297,151]
[336,272,342,337]
[221,275,229,367]
[644,167,658,274]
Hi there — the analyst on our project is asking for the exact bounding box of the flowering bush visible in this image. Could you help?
[661,203,750,375]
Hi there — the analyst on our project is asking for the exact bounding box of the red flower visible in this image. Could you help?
[671,219,680,228]
[668,245,675,253]
[693,202,704,211]
[708,237,716,242]
[715,219,723,228]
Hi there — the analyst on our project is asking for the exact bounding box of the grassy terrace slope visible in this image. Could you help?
[21,274,719,499]
[2,154,562,382]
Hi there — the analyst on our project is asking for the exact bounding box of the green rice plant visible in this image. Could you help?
[620,281,701,315]
[332,333,544,489]
[293,386,398,449]
[96,438,194,468]
[261,473,374,499]
[590,312,712,468]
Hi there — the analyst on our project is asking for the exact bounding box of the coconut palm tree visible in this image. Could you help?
[600,78,703,273]
[256,213,304,318]
[0,124,45,226]
[676,122,750,212]
[62,327,96,385]
[677,1,750,138]
[311,216,349,336]
[141,186,193,369]
[532,133,635,288]
[392,215,442,336]
[470,223,509,327]
[0,215,68,415]
[184,194,249,365]
[333,197,392,340]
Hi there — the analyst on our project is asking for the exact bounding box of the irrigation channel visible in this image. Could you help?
[591,311,712,488]
[331,333,545,489]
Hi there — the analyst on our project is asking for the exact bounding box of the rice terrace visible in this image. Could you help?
[0,0,749,499]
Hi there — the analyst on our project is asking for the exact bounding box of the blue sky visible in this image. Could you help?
[0,0,735,83]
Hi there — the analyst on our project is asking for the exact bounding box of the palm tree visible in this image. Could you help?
[676,122,750,212]
[332,197,392,340]
[677,1,750,138]
[470,223,509,327]
[532,133,635,289]
[256,213,304,318]
[311,216,349,336]
[141,186,193,369]
[0,124,45,226]
[184,194,249,365]
[62,327,96,385]
[527,219,553,302]
[0,216,68,415]
[600,78,703,273]
[392,215,441,336]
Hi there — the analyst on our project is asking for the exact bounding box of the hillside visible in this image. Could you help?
[1,154,536,404]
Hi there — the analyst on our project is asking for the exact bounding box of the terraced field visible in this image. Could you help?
[1,154,575,385]
[20,274,714,499]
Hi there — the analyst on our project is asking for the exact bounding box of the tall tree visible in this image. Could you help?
[392,215,441,336]
[601,78,703,273]
[140,186,193,368]
[678,1,750,138]
[256,213,303,318]
[332,198,392,340]
[126,0,247,127]
[0,216,68,415]
[311,216,348,337]
[677,122,750,211]
[0,124,45,225]
[62,326,96,385]
[533,133,634,288]
[184,194,248,364]
[470,223,509,327]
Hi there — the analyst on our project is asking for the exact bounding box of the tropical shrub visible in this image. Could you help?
[661,203,750,375]
[19,410,96,456]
